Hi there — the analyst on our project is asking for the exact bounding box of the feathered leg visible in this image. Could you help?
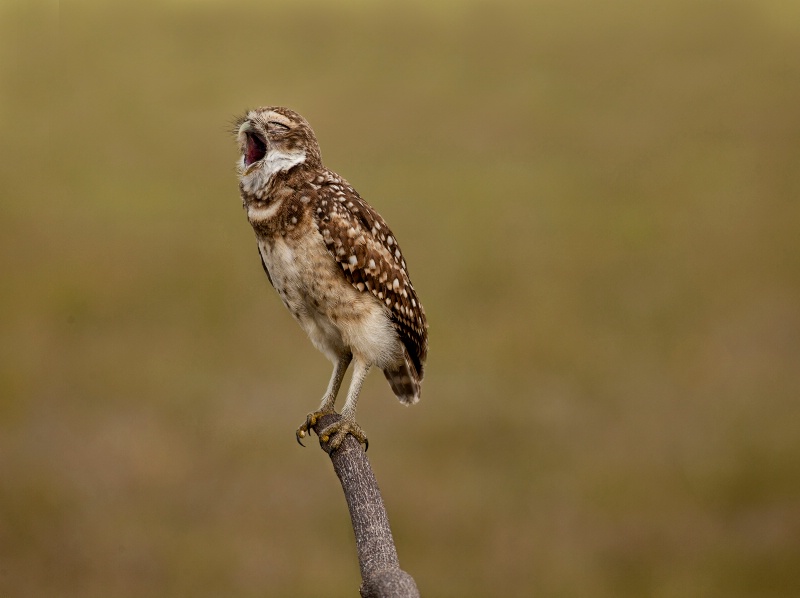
[318,358,370,450]
[296,352,351,446]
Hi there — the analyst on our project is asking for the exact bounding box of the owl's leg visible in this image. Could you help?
[296,353,351,446]
[318,359,370,451]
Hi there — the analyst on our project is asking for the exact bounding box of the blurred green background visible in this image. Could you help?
[3,0,800,596]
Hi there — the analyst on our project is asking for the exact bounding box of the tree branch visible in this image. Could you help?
[312,413,420,598]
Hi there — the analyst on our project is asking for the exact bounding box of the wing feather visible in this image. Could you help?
[312,174,428,376]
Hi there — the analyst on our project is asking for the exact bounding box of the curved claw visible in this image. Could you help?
[295,411,331,448]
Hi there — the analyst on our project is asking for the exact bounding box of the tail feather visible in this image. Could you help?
[383,348,422,405]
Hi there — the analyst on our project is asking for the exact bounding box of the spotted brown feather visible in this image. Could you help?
[312,174,428,378]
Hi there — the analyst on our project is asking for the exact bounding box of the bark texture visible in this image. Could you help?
[313,413,420,598]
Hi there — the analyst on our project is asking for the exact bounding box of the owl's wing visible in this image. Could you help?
[312,175,428,377]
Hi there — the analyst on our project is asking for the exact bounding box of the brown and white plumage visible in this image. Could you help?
[234,106,428,448]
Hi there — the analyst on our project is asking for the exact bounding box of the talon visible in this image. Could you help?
[296,410,335,448]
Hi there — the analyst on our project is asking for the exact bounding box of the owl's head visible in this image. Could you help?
[235,107,322,192]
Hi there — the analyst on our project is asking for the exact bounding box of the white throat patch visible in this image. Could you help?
[240,148,306,198]
[262,148,306,176]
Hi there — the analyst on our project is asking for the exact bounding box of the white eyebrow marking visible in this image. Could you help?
[265,111,293,127]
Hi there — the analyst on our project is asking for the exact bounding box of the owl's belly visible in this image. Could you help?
[257,235,400,367]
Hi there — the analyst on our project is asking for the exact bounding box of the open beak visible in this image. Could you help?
[240,123,267,167]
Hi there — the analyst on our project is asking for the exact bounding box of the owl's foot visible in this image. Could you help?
[319,416,369,452]
[296,411,369,451]
[296,410,333,447]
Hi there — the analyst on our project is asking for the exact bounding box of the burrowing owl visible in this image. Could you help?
[234,107,428,450]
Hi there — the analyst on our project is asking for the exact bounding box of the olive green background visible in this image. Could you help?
[2,1,799,596]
